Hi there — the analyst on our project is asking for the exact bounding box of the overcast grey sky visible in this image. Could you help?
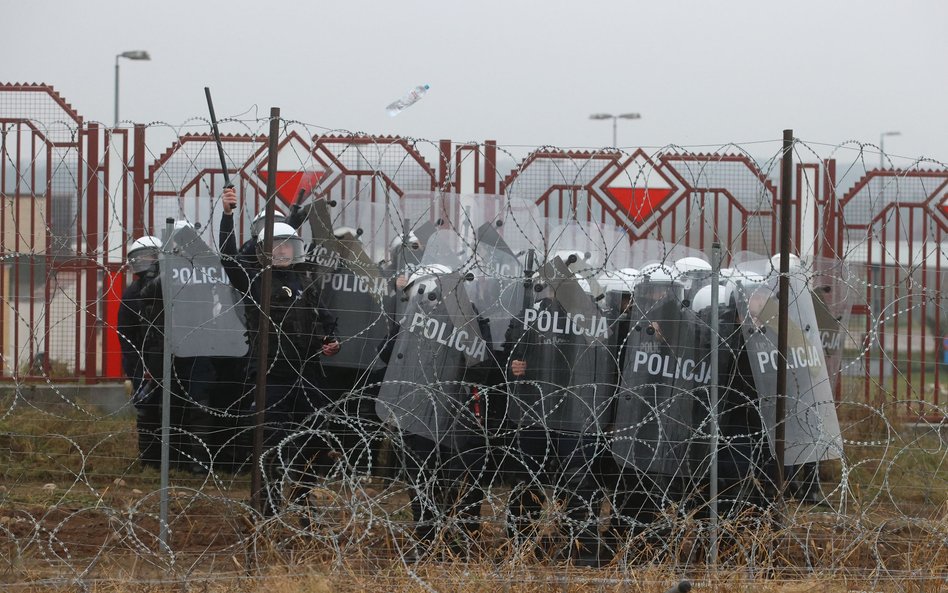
[3,0,946,164]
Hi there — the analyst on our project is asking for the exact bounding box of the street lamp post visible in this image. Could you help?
[114,50,151,127]
[589,112,641,148]
[879,131,901,170]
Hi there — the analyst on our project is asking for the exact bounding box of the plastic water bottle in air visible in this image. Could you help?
[386,84,429,117]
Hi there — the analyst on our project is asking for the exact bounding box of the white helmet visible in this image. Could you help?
[769,253,804,280]
[333,226,360,240]
[732,270,766,287]
[725,270,767,306]
[675,256,711,274]
[251,207,287,238]
[407,263,452,297]
[675,256,712,291]
[390,231,421,252]
[770,253,801,269]
[639,263,679,283]
[257,222,303,267]
[128,235,161,273]
[691,282,734,312]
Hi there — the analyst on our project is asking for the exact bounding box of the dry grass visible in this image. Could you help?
[5,569,947,593]
[2,391,948,592]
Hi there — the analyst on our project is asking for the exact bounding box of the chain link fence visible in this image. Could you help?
[1,83,947,592]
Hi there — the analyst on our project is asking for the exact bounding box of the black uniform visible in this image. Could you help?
[118,266,217,473]
[220,212,337,515]
[222,204,311,472]
[118,269,162,469]
[375,269,493,558]
[503,287,612,567]
[605,282,711,556]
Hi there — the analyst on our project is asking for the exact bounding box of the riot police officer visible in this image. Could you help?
[689,274,771,518]
[505,254,612,567]
[118,235,164,469]
[376,230,494,560]
[220,187,340,516]
[316,224,394,478]
[606,261,711,558]
[737,256,843,505]
[120,228,225,475]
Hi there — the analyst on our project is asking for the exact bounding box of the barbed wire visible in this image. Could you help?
[1,93,948,592]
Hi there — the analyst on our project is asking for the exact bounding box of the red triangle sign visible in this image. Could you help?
[602,154,676,226]
[257,170,326,205]
[605,187,673,224]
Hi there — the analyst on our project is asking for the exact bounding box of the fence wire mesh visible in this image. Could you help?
[1,84,947,593]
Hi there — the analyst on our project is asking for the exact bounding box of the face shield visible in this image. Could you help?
[128,236,162,274]
[128,247,159,273]
[634,280,683,303]
[600,270,638,315]
[257,223,305,268]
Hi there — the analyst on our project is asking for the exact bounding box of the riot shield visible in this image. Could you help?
[543,219,616,300]
[811,256,856,382]
[609,270,711,478]
[400,191,509,245]
[375,230,489,446]
[733,257,843,465]
[507,249,613,434]
[468,204,542,354]
[160,224,248,357]
[389,192,542,318]
[306,199,345,276]
[316,201,394,370]
[618,239,710,355]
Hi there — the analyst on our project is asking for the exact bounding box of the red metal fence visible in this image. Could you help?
[2,82,946,411]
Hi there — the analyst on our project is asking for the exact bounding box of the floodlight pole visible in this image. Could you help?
[879,131,900,170]
[114,50,151,127]
[589,112,641,148]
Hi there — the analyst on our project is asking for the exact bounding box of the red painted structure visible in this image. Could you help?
[1,83,945,414]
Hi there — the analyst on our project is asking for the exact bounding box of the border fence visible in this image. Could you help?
[2,82,948,592]
[4,83,948,413]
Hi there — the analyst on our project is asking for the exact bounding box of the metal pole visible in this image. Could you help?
[159,217,174,550]
[612,116,618,148]
[774,129,794,505]
[708,241,721,565]
[250,107,281,515]
[113,56,120,127]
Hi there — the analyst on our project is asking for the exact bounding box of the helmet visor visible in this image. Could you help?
[259,235,304,267]
[128,247,159,273]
